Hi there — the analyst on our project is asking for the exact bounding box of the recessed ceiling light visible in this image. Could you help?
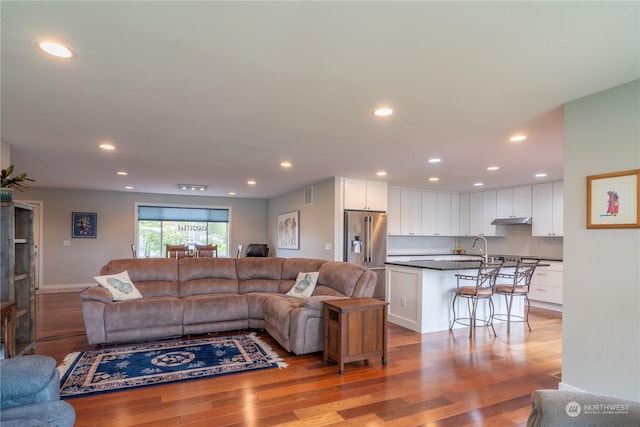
[429,177,439,182]
[98,143,115,150]
[178,184,207,191]
[474,182,484,187]
[509,135,527,142]
[373,107,393,117]
[535,173,547,178]
[428,158,441,164]
[376,171,387,177]
[487,166,500,171]
[37,41,74,58]
[280,161,292,168]
[116,171,128,176]
[125,186,134,190]
[247,180,256,185]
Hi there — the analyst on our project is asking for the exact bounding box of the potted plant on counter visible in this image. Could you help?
[1,165,35,201]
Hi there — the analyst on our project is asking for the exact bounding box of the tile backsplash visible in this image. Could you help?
[388,224,563,259]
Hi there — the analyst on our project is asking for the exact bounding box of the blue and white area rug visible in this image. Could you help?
[58,333,287,398]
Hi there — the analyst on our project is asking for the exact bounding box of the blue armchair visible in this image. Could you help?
[0,355,76,427]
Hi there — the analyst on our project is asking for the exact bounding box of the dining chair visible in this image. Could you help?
[165,244,188,259]
[195,244,217,258]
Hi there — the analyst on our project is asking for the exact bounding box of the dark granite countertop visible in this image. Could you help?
[386,253,563,262]
[385,259,550,270]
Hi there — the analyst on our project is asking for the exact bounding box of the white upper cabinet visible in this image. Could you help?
[401,189,422,235]
[388,187,458,236]
[496,186,532,218]
[469,190,497,236]
[387,187,401,235]
[532,181,563,236]
[421,191,459,236]
[344,178,388,211]
[458,193,470,236]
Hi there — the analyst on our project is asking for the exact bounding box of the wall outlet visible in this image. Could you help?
[401,297,407,308]
[63,240,70,247]
[325,243,332,250]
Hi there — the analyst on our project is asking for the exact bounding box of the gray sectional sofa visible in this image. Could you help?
[80,257,377,355]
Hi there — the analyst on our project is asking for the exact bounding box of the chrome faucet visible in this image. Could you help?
[473,235,488,263]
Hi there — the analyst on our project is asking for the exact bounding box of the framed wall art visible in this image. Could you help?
[587,169,640,229]
[277,210,299,249]
[72,212,97,238]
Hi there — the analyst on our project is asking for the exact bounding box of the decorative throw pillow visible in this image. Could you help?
[286,272,319,298]
[93,270,143,301]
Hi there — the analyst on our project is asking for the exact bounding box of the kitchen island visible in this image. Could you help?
[385,260,525,334]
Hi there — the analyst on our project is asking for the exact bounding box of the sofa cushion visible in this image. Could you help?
[280,258,327,293]
[134,281,180,298]
[103,297,183,332]
[99,258,180,298]
[100,258,178,281]
[246,293,281,321]
[237,257,284,293]
[315,261,366,297]
[182,294,248,325]
[264,297,304,343]
[93,271,143,301]
[179,258,239,297]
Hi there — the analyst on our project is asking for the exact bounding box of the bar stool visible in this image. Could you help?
[493,259,539,333]
[450,261,503,338]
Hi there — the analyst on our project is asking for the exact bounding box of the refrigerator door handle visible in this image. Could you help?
[365,215,372,263]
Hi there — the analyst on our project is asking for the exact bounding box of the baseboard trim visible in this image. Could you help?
[558,382,585,393]
[37,283,94,294]
[529,300,562,312]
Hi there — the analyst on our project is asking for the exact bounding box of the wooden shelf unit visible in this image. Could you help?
[1,201,36,357]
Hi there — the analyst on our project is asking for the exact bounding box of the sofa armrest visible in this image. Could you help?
[301,295,348,310]
[80,286,113,304]
[527,389,640,427]
[0,356,60,409]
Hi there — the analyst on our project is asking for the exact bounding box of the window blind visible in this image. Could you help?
[138,206,229,222]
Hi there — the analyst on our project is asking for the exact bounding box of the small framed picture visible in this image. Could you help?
[587,169,640,229]
[277,210,299,250]
[72,212,97,238]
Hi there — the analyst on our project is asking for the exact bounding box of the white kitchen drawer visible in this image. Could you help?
[532,269,562,288]
[529,284,562,305]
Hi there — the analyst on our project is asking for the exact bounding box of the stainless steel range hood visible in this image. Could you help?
[491,217,532,225]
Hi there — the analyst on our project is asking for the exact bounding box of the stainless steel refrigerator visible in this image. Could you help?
[343,210,387,300]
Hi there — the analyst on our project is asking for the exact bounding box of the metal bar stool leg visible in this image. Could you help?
[506,294,514,333]
[488,298,497,336]
[469,298,478,339]
[450,294,459,330]
[524,295,532,331]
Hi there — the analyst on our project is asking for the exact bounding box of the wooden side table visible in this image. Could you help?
[323,298,388,375]
[1,301,16,359]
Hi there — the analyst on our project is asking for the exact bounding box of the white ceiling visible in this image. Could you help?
[2,1,639,198]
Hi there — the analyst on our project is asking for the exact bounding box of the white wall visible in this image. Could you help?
[267,177,338,260]
[16,187,267,289]
[0,139,10,169]
[562,80,640,400]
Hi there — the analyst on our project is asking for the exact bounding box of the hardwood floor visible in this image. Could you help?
[34,292,562,426]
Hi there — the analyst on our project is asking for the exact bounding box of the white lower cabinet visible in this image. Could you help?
[528,261,563,310]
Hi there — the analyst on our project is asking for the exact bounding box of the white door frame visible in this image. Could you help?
[17,199,44,289]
